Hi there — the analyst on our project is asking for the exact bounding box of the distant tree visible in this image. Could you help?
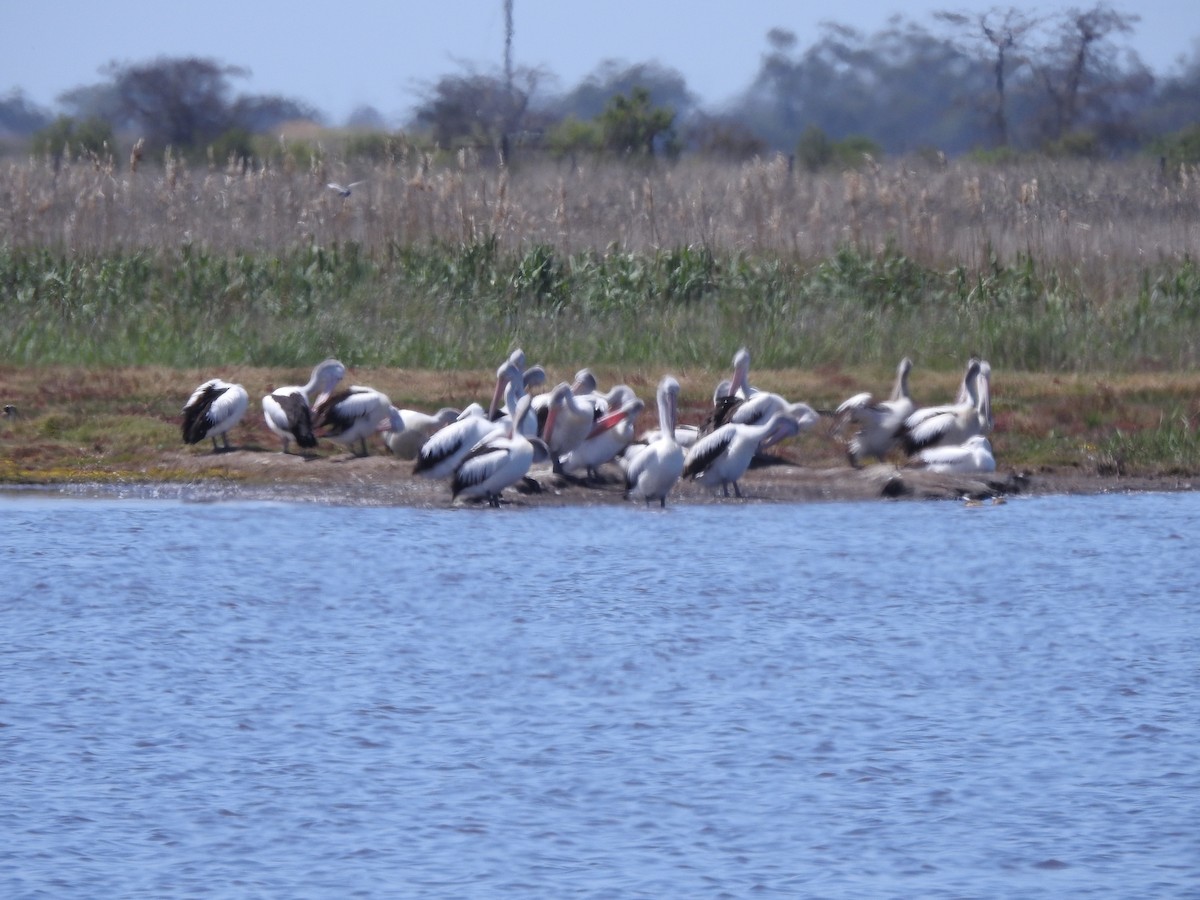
[683,114,767,160]
[548,60,697,122]
[55,56,319,159]
[1139,45,1200,136]
[346,104,387,130]
[795,124,833,171]
[410,66,541,158]
[0,88,50,136]
[31,115,114,162]
[741,20,981,155]
[230,94,321,133]
[545,115,602,161]
[1029,4,1149,146]
[796,125,882,171]
[57,82,127,129]
[597,87,676,156]
[938,7,1040,147]
[106,57,250,150]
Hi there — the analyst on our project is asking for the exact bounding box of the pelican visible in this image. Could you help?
[683,411,803,498]
[313,385,393,457]
[560,397,645,480]
[262,358,346,454]
[624,376,686,507]
[181,378,248,452]
[451,394,549,507]
[834,357,915,466]
[327,181,365,197]
[901,360,990,455]
[379,406,460,460]
[541,382,602,471]
[910,435,997,474]
[414,363,519,479]
[699,347,754,435]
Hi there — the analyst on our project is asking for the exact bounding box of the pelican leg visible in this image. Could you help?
[733,481,743,498]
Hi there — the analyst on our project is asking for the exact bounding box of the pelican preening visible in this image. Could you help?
[262,358,346,454]
[181,378,249,452]
[901,359,992,455]
[450,394,549,507]
[834,357,915,467]
[313,385,392,457]
[559,397,645,480]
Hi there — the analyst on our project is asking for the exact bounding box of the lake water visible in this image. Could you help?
[1,490,1198,898]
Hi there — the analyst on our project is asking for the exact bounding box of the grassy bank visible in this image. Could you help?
[1,364,1198,486]
[2,153,1198,481]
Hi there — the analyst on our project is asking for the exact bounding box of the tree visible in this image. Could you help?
[230,95,321,133]
[597,87,676,156]
[740,19,981,155]
[938,7,1039,147]
[683,114,767,160]
[1030,4,1147,144]
[0,89,50,136]
[106,57,250,150]
[547,60,697,123]
[410,66,542,158]
[31,115,114,162]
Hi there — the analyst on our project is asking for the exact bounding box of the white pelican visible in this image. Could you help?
[911,434,997,474]
[834,357,916,466]
[901,359,990,455]
[560,397,645,480]
[413,410,502,480]
[379,406,460,460]
[683,411,803,498]
[313,385,393,457]
[699,346,758,435]
[262,358,346,454]
[451,394,549,507]
[624,376,686,507]
[541,382,601,471]
[414,363,519,479]
[181,378,249,452]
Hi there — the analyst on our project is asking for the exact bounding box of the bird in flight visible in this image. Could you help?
[326,181,365,197]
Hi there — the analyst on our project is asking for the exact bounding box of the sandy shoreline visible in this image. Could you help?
[5,447,1196,508]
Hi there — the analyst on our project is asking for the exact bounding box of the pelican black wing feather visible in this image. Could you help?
[182,383,227,444]
[274,391,318,448]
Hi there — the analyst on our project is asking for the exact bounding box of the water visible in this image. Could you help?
[2,491,1198,898]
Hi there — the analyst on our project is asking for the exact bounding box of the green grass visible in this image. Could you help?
[3,243,1198,372]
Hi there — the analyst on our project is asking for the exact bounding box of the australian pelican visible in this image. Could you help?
[181,378,249,452]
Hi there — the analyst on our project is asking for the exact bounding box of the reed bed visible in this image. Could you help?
[2,151,1199,372]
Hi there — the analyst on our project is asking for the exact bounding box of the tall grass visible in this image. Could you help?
[3,241,1198,371]
[2,151,1199,371]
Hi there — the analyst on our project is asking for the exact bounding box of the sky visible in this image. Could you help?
[3,0,1197,125]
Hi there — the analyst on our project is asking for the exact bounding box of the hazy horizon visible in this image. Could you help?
[3,0,1197,126]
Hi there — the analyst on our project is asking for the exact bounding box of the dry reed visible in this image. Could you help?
[4,151,1198,308]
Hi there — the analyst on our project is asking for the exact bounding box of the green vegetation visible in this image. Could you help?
[3,242,1198,372]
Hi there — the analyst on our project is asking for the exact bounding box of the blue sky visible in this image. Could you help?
[3,1,1196,124]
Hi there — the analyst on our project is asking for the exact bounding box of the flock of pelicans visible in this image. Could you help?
[181,348,996,507]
